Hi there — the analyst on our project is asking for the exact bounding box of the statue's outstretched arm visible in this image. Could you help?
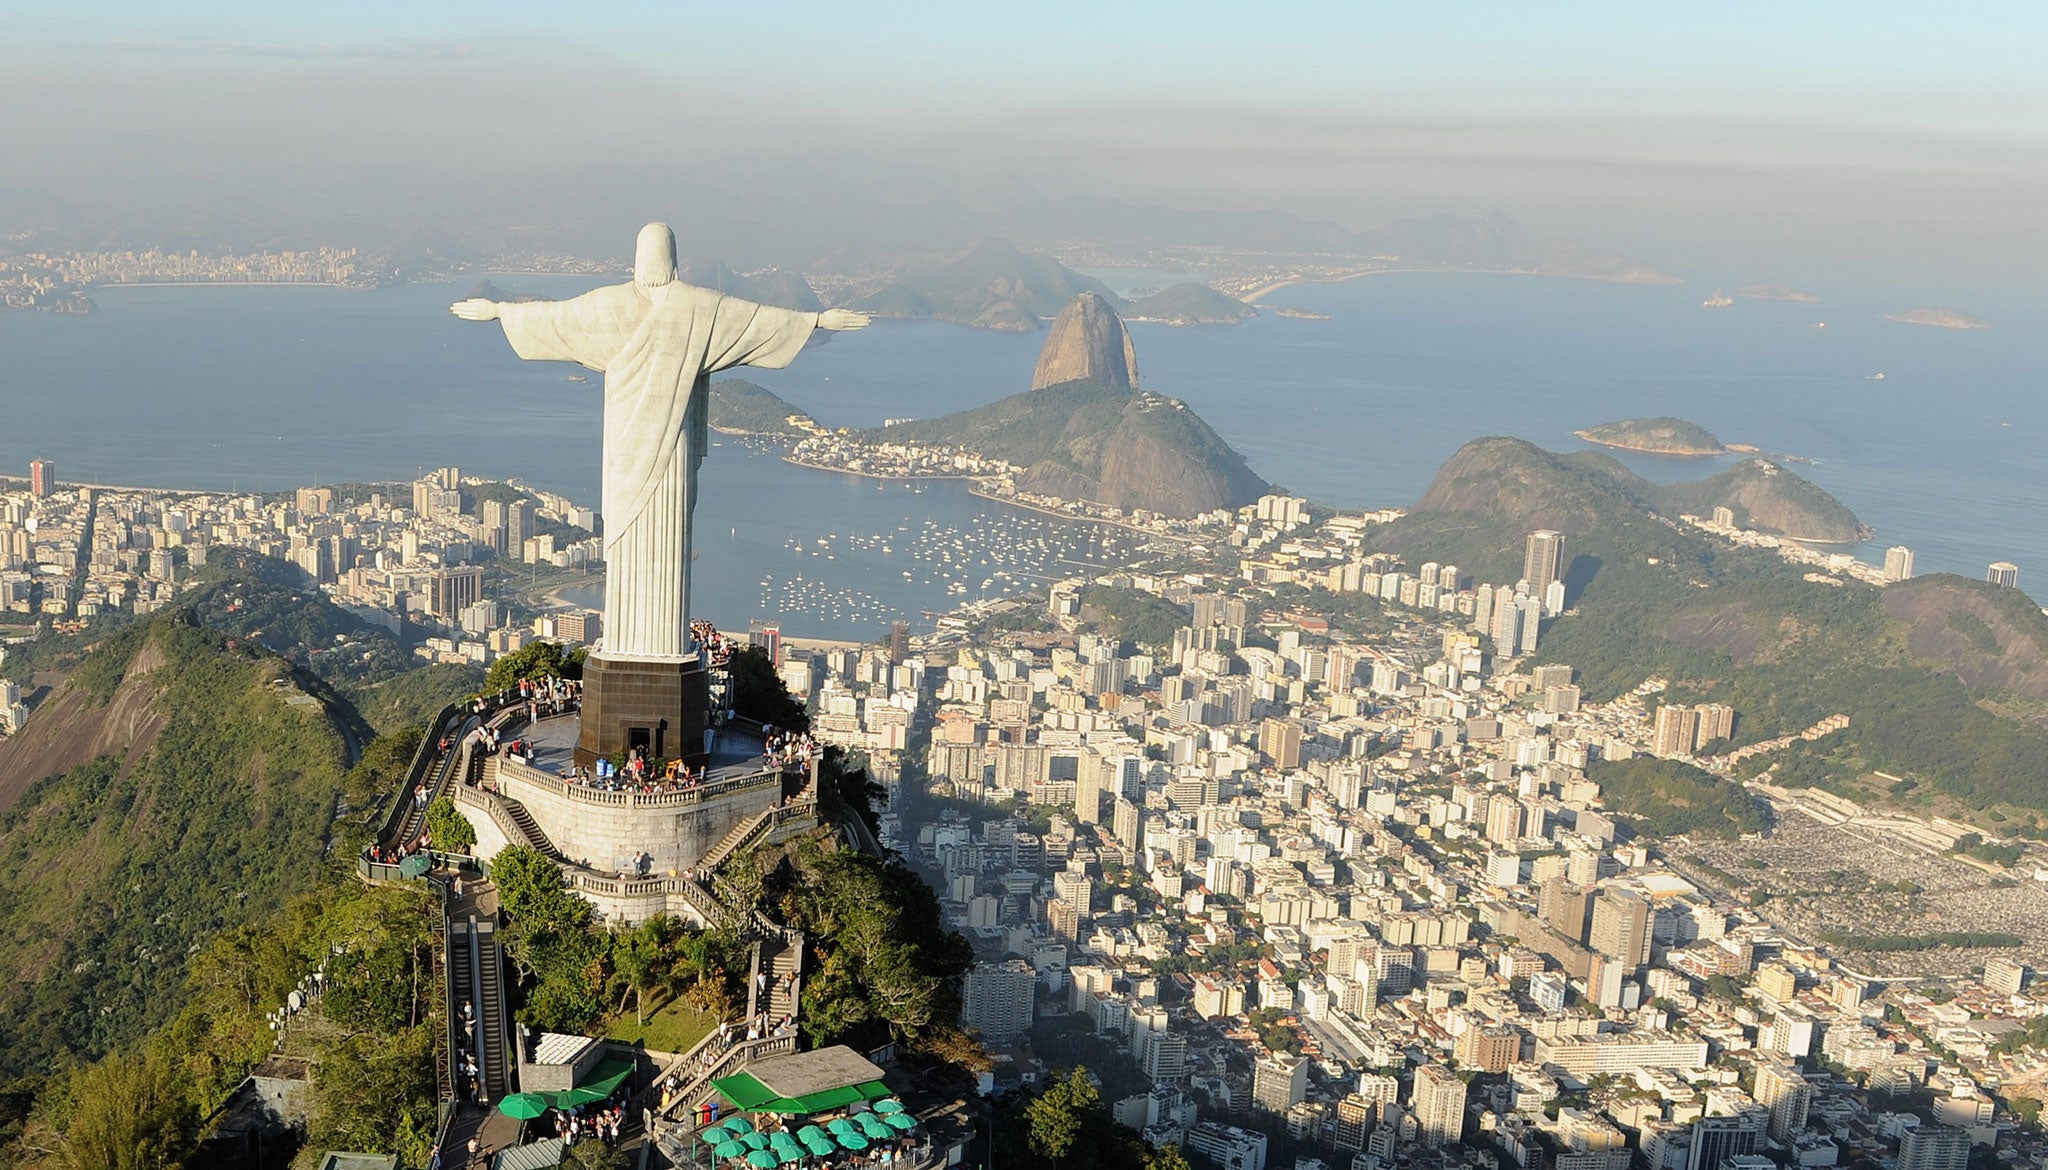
[817,308,870,332]
[450,298,501,322]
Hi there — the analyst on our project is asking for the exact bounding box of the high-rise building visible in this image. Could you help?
[1455,1025,1521,1072]
[960,960,1036,1042]
[1686,1107,1767,1170]
[1539,881,1595,943]
[506,499,532,555]
[1898,1126,1971,1170]
[1653,704,1701,758]
[1524,530,1564,603]
[1884,546,1915,582]
[1253,1053,1308,1113]
[28,459,54,498]
[1754,1063,1812,1140]
[1693,703,1735,748]
[1411,1064,1467,1147]
[1989,561,2020,588]
[1259,718,1303,770]
[427,566,486,619]
[1982,956,2028,996]
[1590,887,1652,968]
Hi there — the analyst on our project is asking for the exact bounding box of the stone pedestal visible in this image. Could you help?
[576,653,709,768]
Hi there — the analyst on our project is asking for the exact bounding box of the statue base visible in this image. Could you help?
[575,653,710,769]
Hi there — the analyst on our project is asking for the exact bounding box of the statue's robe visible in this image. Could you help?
[497,282,817,660]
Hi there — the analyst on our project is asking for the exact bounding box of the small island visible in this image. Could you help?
[1887,305,1990,331]
[1122,282,1258,327]
[1272,306,1331,320]
[1737,283,1821,304]
[1574,417,1728,457]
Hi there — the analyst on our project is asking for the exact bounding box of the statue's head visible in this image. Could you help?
[634,222,678,290]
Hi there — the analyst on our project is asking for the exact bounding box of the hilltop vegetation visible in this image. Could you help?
[1078,585,1192,648]
[1657,459,1871,543]
[709,377,817,436]
[0,611,356,1081]
[849,238,1123,330]
[1123,282,1256,326]
[867,378,1268,517]
[1588,757,1767,839]
[1384,437,2048,816]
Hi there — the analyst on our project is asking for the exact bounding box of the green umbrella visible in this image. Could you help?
[859,1114,893,1139]
[714,1139,748,1159]
[747,1151,778,1169]
[884,1111,917,1131]
[742,1132,770,1151]
[776,1146,805,1165]
[401,853,432,877]
[498,1092,550,1119]
[769,1134,802,1152]
[723,1117,756,1136]
[826,1118,857,1134]
[797,1125,829,1143]
[873,1098,905,1115]
[805,1137,839,1158]
[836,1131,870,1152]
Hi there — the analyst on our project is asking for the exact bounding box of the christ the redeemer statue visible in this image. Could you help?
[452,223,867,663]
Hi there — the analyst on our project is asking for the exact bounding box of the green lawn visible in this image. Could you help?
[603,995,722,1055]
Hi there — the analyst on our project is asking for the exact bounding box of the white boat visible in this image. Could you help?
[1703,290,1733,308]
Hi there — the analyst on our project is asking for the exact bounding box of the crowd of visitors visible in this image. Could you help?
[555,747,723,794]
[693,619,739,668]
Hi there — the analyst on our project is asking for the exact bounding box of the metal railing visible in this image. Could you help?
[495,755,790,811]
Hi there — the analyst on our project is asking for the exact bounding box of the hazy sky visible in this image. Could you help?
[4,1,2044,285]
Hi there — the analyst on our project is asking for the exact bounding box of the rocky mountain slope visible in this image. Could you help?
[1032,292,1138,389]
[872,379,1267,517]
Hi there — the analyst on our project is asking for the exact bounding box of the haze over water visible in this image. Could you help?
[2,272,2042,638]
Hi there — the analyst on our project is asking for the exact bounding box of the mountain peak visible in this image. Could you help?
[1032,292,1138,390]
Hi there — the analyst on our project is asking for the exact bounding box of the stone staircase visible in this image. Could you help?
[697,807,775,873]
[764,934,802,1027]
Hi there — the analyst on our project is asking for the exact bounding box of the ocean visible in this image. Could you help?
[0,271,2040,637]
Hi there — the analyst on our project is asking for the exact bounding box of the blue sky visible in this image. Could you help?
[12,0,2045,127]
[2,1,2043,281]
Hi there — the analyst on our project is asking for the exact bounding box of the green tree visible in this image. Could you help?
[1023,1069,1099,1162]
[610,918,682,1026]
[424,796,477,852]
[45,1052,197,1170]
[493,847,606,1032]
[727,644,808,729]
[774,843,973,1054]
[304,1026,438,1167]
[485,640,585,693]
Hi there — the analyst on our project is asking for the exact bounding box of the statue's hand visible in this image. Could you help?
[817,308,870,332]
[450,298,501,322]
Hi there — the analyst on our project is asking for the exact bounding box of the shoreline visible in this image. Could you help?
[1241,265,1683,304]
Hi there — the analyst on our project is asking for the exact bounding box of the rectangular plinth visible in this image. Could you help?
[576,654,709,768]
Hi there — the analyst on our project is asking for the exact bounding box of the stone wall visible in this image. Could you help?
[496,758,782,877]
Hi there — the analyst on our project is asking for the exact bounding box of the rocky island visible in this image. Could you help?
[1887,305,1991,330]
[1737,283,1821,303]
[1574,417,1728,456]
